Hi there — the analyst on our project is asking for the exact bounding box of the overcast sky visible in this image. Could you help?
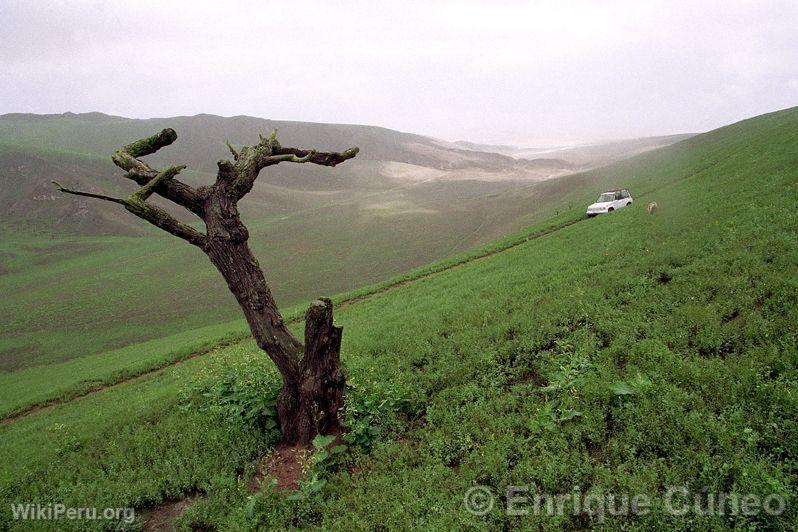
[1,0,796,145]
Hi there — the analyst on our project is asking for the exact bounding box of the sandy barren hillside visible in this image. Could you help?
[440,133,695,168]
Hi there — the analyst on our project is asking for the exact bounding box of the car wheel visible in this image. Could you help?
[608,207,614,212]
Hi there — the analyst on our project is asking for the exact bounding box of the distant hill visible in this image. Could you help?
[0,112,694,370]
[439,133,695,168]
[450,139,520,152]
[0,112,577,235]
[1,112,532,171]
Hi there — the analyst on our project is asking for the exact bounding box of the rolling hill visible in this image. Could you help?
[0,112,577,234]
[0,106,795,529]
[0,112,686,371]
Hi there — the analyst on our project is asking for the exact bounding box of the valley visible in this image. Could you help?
[0,106,795,529]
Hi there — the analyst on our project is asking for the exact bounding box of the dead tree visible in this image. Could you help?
[54,128,358,444]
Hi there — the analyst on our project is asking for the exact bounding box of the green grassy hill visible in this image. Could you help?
[0,107,795,529]
[0,113,589,370]
[1,112,665,371]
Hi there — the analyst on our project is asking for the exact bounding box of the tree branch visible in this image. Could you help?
[52,180,207,248]
[225,140,240,161]
[261,150,316,165]
[131,165,187,202]
[228,130,359,199]
[52,181,126,205]
[271,146,360,167]
[122,128,179,158]
[111,129,206,216]
[123,197,208,247]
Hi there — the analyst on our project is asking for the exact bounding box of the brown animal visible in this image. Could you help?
[646,201,658,214]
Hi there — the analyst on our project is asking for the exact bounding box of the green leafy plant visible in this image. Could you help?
[287,434,348,501]
[341,379,412,452]
[181,363,282,439]
[609,372,653,397]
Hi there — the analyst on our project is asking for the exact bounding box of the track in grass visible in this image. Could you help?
[0,217,584,426]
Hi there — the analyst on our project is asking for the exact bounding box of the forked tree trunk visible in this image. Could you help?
[203,194,345,445]
[54,128,357,445]
[206,238,345,444]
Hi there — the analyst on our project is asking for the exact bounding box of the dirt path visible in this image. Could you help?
[0,216,583,427]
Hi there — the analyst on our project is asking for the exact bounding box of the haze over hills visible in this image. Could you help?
[442,133,696,168]
[0,112,580,236]
[0,112,691,369]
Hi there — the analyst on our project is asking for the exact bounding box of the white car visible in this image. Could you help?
[586,189,633,217]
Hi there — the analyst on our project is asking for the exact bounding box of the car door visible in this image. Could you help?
[620,190,630,208]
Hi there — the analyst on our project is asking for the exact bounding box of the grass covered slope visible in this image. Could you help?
[0,107,796,530]
[0,214,583,420]
[0,113,580,371]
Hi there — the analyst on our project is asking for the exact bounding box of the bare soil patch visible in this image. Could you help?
[139,495,200,532]
[250,444,308,492]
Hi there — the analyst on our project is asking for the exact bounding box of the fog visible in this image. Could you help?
[1,0,796,145]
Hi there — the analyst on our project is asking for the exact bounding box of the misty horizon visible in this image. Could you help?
[2,0,797,146]
[0,108,708,150]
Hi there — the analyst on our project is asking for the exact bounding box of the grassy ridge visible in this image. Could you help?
[0,107,796,530]
[0,320,249,420]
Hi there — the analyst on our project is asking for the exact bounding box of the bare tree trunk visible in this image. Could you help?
[301,299,346,436]
[55,128,358,446]
[206,234,346,444]
[203,194,345,444]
